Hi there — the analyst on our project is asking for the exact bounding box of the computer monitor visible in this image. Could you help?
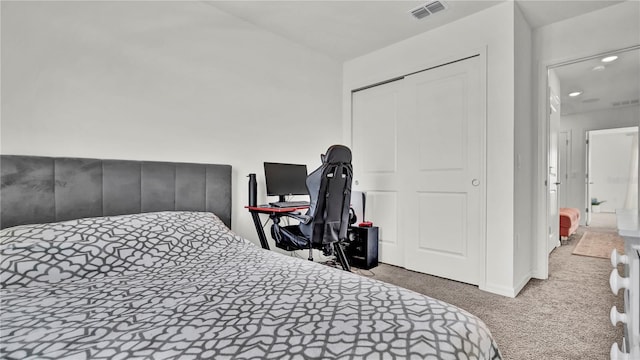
[263,162,308,202]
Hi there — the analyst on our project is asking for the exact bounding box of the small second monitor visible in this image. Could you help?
[263,162,308,202]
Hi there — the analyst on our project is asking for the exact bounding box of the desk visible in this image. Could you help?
[245,205,309,250]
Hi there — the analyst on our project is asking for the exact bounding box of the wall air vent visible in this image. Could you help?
[409,1,447,20]
[612,99,639,107]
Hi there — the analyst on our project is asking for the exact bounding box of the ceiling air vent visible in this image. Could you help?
[409,1,447,20]
[582,98,599,103]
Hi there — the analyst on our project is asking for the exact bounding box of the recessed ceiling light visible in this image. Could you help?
[569,91,582,97]
[602,55,618,63]
[592,65,606,71]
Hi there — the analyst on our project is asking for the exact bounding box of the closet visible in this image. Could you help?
[351,55,486,285]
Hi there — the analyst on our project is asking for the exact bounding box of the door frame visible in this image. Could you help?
[536,45,640,279]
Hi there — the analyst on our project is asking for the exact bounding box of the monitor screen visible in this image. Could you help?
[264,162,308,198]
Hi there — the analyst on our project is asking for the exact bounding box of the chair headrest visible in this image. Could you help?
[323,145,351,164]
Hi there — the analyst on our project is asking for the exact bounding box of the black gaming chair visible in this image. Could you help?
[270,145,353,271]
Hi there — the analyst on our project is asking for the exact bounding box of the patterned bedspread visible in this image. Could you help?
[0,212,501,359]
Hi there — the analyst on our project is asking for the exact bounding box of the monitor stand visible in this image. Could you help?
[278,195,287,203]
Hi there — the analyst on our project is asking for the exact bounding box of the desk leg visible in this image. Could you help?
[250,212,270,250]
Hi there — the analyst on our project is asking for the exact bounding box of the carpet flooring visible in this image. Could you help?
[572,231,625,259]
[363,226,624,360]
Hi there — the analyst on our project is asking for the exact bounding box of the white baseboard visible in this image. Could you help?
[480,282,517,298]
[481,274,532,298]
[513,273,531,297]
[531,270,548,280]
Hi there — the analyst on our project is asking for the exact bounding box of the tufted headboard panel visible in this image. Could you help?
[0,155,232,229]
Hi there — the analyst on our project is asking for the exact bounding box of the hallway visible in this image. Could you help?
[588,212,618,231]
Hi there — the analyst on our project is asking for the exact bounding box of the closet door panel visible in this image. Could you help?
[351,55,485,283]
[352,80,405,266]
[403,55,484,285]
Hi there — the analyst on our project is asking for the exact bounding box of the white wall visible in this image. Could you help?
[533,0,640,278]
[513,3,534,294]
[0,1,343,245]
[344,2,518,296]
[560,106,640,220]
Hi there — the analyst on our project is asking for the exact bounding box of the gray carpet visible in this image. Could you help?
[364,226,624,360]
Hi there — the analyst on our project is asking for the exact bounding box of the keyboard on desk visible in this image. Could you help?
[269,201,310,208]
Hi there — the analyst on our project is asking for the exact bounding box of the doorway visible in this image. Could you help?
[586,127,639,227]
[543,46,640,275]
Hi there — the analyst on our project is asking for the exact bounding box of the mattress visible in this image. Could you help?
[0,211,501,359]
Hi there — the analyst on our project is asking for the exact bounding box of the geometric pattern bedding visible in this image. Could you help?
[0,212,502,359]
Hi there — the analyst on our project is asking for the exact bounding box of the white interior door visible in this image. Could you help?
[351,79,405,266]
[586,131,593,225]
[402,56,484,285]
[558,131,570,208]
[548,88,560,252]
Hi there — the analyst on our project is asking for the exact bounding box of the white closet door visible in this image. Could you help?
[401,56,484,285]
[351,55,485,285]
[548,87,560,252]
[352,79,406,266]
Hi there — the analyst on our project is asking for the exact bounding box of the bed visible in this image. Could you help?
[0,156,501,359]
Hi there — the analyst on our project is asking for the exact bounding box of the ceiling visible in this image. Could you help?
[207,0,625,62]
[552,48,640,116]
[207,0,633,116]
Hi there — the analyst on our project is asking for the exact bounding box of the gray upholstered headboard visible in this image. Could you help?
[0,155,232,229]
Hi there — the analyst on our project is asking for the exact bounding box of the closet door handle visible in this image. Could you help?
[471,179,480,186]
